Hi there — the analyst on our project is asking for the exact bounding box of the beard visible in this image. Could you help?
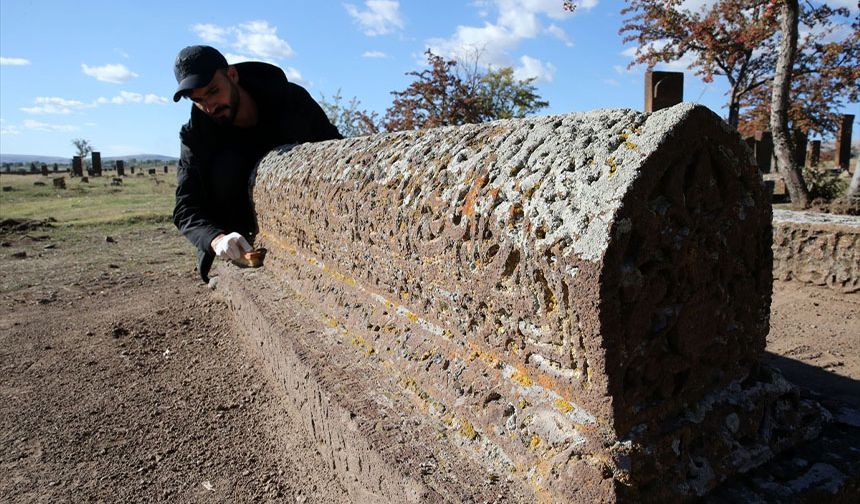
[211,80,240,126]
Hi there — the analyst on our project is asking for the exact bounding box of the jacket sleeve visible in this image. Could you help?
[173,140,225,254]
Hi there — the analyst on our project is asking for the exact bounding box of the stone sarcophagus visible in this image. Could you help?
[224,104,833,502]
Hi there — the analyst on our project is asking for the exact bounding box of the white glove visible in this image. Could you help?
[212,232,251,261]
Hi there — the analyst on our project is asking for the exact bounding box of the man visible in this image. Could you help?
[172,45,341,281]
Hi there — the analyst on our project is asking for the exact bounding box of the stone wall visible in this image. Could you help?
[243,103,803,501]
[773,209,860,293]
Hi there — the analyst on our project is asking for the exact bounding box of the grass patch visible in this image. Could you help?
[1,173,175,226]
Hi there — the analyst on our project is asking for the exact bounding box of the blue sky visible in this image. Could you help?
[1,0,857,157]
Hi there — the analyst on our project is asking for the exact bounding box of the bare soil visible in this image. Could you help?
[1,221,858,503]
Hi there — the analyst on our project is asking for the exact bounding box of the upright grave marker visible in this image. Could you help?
[644,70,683,112]
[835,114,854,170]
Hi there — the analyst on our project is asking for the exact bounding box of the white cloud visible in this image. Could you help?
[1,120,21,135]
[514,55,556,82]
[233,21,294,59]
[283,66,304,84]
[362,50,390,58]
[21,96,90,115]
[621,42,697,72]
[192,23,229,43]
[22,120,79,133]
[94,91,168,106]
[192,21,294,60]
[112,91,143,104]
[81,63,138,83]
[144,94,168,105]
[426,0,583,75]
[546,24,573,47]
[344,0,405,36]
[602,78,620,87]
[0,56,30,66]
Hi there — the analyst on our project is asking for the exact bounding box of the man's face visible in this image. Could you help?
[187,68,239,126]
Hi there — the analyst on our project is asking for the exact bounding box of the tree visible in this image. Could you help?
[383,50,549,132]
[739,9,860,138]
[319,89,381,138]
[620,0,855,131]
[770,0,810,209]
[478,67,549,121]
[71,138,94,171]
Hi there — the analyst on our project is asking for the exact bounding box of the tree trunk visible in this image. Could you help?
[770,0,810,209]
[728,100,740,130]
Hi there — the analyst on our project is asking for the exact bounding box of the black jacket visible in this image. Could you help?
[173,62,341,262]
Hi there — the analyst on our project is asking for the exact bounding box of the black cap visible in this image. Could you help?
[173,45,228,102]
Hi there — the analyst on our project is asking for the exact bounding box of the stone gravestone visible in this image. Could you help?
[41,164,49,177]
[115,160,125,177]
[834,114,854,171]
[52,163,58,173]
[222,103,853,503]
[53,177,66,189]
[644,70,683,112]
[807,140,821,167]
[754,131,773,172]
[163,165,168,174]
[148,168,156,175]
[130,166,135,174]
[91,151,102,177]
[72,156,83,177]
[29,162,37,173]
[793,129,807,167]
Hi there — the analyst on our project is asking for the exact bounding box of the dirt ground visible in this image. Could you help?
[1,220,858,503]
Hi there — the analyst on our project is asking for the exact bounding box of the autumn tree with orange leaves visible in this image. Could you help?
[619,0,857,136]
[383,50,548,132]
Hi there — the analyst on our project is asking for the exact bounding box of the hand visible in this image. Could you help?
[211,232,252,261]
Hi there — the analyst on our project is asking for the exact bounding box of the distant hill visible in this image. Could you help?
[1,153,178,164]
[0,154,69,164]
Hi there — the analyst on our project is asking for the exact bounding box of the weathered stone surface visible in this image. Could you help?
[772,209,860,293]
[238,103,797,501]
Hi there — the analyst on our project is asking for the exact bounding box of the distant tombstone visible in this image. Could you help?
[33,181,46,186]
[29,162,38,173]
[115,160,125,177]
[111,178,123,186]
[41,164,49,177]
[754,131,773,173]
[163,165,168,174]
[644,70,683,112]
[53,177,66,189]
[52,163,58,173]
[81,176,89,183]
[130,166,135,174]
[834,114,854,170]
[148,168,157,175]
[807,140,821,167]
[72,156,83,177]
[792,130,808,168]
[91,151,102,177]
